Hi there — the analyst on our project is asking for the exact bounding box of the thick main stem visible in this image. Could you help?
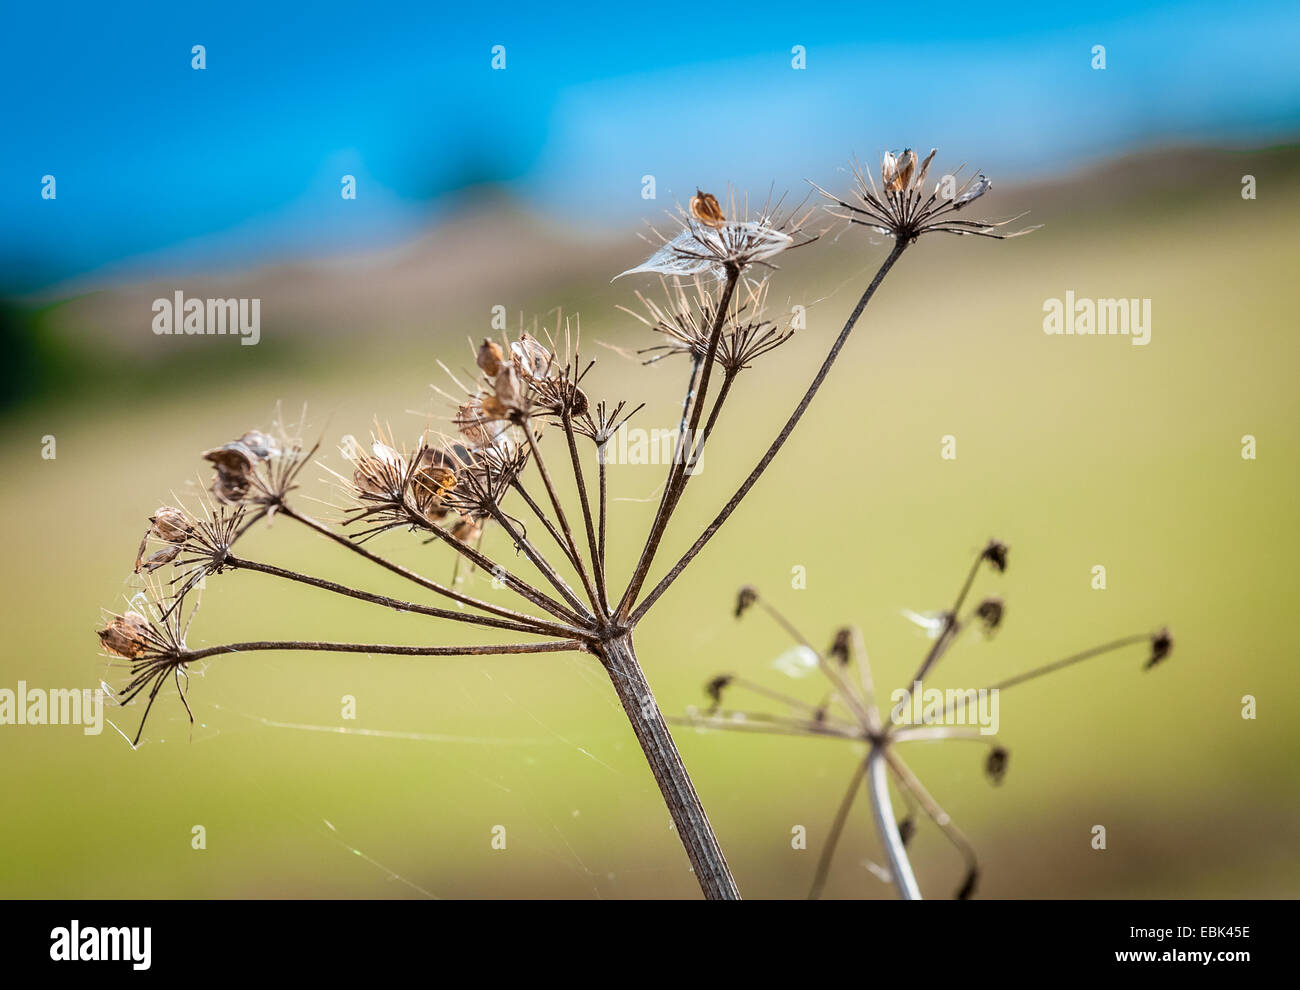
[867,746,921,900]
[600,633,740,900]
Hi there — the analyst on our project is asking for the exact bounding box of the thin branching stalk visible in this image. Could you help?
[618,265,741,619]
[628,241,908,624]
[176,639,585,663]
[225,555,575,640]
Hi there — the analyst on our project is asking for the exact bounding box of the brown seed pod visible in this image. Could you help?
[135,506,194,572]
[734,585,758,618]
[985,746,1009,785]
[477,339,504,377]
[975,596,1005,633]
[690,189,726,229]
[981,539,1009,573]
[410,447,458,520]
[827,627,852,666]
[1146,627,1174,669]
[98,611,153,659]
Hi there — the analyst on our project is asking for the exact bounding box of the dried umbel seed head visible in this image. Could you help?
[734,585,758,619]
[98,611,153,659]
[476,338,504,376]
[1147,628,1174,669]
[985,746,1009,785]
[981,539,1009,573]
[975,596,1005,633]
[690,189,726,229]
[828,628,852,666]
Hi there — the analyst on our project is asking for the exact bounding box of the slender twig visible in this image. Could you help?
[487,505,594,622]
[618,267,741,619]
[509,478,583,573]
[561,410,608,616]
[809,758,869,900]
[628,241,908,624]
[279,502,581,631]
[225,555,583,641]
[522,423,603,616]
[175,638,585,663]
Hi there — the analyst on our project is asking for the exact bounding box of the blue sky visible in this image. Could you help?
[3,0,1298,293]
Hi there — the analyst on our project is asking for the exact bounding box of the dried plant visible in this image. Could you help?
[96,148,1046,900]
[679,541,1172,899]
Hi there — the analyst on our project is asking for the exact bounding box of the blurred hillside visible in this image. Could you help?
[0,142,1297,899]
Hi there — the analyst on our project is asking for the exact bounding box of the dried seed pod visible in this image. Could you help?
[985,746,1009,785]
[827,627,852,666]
[211,469,251,504]
[566,382,590,417]
[493,365,524,412]
[1146,628,1173,669]
[138,544,182,573]
[898,816,917,847]
[690,189,726,229]
[98,611,152,659]
[134,506,194,572]
[511,333,552,382]
[237,430,278,460]
[734,585,758,619]
[410,447,458,520]
[705,674,733,713]
[455,398,497,447]
[981,539,1009,573]
[895,148,917,192]
[476,339,504,377]
[975,596,1005,633]
[353,443,405,498]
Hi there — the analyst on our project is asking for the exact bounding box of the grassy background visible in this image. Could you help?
[1,146,1297,898]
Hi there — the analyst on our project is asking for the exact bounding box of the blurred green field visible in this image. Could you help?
[2,147,1298,898]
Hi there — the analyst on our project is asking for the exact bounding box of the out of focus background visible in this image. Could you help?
[2,2,1298,899]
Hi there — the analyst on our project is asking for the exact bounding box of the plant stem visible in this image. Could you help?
[600,632,740,900]
[628,241,908,624]
[618,268,740,619]
[867,745,921,900]
[225,555,585,641]
[176,639,585,663]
